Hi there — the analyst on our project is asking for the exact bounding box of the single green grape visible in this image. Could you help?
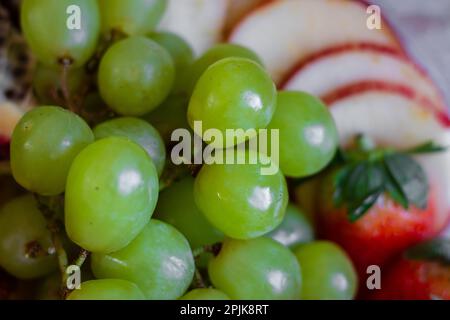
[266,204,314,248]
[267,91,338,178]
[180,288,230,300]
[65,137,159,253]
[0,194,57,279]
[11,106,94,196]
[194,149,287,239]
[91,220,195,300]
[148,31,194,76]
[93,117,166,176]
[178,43,263,95]
[188,57,276,148]
[32,64,87,105]
[293,241,358,300]
[155,176,224,249]
[144,94,190,144]
[98,36,175,116]
[21,0,100,67]
[208,237,302,300]
[98,0,167,36]
[66,279,145,300]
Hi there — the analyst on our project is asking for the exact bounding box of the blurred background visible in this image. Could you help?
[373,0,450,106]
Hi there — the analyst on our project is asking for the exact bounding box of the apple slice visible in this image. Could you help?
[224,0,268,36]
[329,91,450,231]
[229,0,401,83]
[282,43,447,111]
[159,0,228,56]
[0,101,25,140]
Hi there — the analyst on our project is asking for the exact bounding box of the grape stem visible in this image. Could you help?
[193,243,223,259]
[192,268,206,289]
[73,248,90,268]
[33,194,69,286]
[59,59,76,113]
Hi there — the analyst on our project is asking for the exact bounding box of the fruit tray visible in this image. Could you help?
[0,0,449,302]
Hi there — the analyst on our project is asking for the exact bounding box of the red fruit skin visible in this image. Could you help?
[369,258,450,300]
[318,177,441,278]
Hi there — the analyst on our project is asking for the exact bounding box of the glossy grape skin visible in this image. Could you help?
[293,241,358,300]
[67,279,145,300]
[188,58,276,148]
[98,0,167,36]
[267,204,314,248]
[93,117,166,176]
[65,137,159,253]
[91,220,195,300]
[98,36,175,116]
[21,0,100,67]
[180,288,230,300]
[155,176,224,249]
[11,106,94,196]
[144,94,190,144]
[208,237,302,300]
[194,150,288,239]
[148,31,194,76]
[178,43,263,95]
[33,64,87,105]
[0,195,57,279]
[267,91,338,178]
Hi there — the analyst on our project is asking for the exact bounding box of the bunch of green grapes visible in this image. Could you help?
[0,0,358,301]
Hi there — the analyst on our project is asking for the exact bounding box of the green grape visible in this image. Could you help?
[144,94,190,144]
[178,43,263,95]
[21,0,100,67]
[148,31,194,76]
[0,194,57,279]
[32,64,87,105]
[188,58,276,148]
[267,91,338,178]
[98,36,175,116]
[208,237,301,300]
[293,241,358,300]
[66,279,145,300]
[266,204,314,248]
[91,220,195,300]
[155,176,224,249]
[98,0,167,36]
[194,150,288,239]
[93,117,166,176]
[11,106,94,196]
[180,288,230,300]
[65,137,159,253]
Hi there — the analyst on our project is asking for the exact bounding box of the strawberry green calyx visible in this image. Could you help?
[333,135,446,222]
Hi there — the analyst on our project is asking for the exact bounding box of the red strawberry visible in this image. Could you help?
[317,137,448,277]
[369,239,450,300]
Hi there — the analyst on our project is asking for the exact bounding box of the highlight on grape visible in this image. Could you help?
[170,121,280,176]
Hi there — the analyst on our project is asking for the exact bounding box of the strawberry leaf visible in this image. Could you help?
[348,188,383,222]
[333,137,443,222]
[405,141,447,154]
[406,238,450,265]
[384,153,428,209]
